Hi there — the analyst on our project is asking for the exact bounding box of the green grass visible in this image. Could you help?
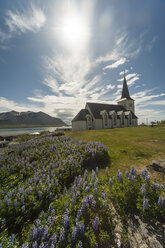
[66,125,165,182]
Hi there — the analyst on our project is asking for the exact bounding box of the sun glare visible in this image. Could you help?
[60,13,89,50]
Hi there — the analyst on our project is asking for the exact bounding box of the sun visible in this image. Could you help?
[60,13,89,49]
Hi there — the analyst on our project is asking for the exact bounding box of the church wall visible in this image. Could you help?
[72,121,87,131]
[118,99,135,114]
[93,119,103,129]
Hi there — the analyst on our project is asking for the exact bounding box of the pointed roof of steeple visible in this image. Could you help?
[121,76,133,100]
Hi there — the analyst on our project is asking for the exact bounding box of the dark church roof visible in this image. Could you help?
[72,109,90,122]
[121,77,133,100]
[86,102,137,119]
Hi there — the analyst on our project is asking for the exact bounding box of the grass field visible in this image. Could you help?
[66,124,165,183]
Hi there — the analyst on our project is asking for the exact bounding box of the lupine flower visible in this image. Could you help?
[50,233,57,245]
[141,184,146,196]
[92,215,99,232]
[21,243,29,248]
[131,175,135,183]
[59,227,65,242]
[77,222,85,239]
[71,226,77,243]
[91,200,96,211]
[117,170,123,183]
[145,175,150,183]
[157,197,164,208]
[32,241,37,248]
[143,198,149,210]
[109,178,112,190]
[93,242,98,248]
[130,166,136,175]
[142,169,148,179]
[76,209,82,222]
[62,214,70,228]
[22,205,25,213]
[78,241,83,248]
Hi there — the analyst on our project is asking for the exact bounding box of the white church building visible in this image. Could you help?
[72,76,138,131]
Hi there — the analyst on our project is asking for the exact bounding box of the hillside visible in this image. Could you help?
[0,110,66,127]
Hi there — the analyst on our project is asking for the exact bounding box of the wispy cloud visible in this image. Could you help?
[120,69,129,75]
[5,5,46,34]
[103,57,126,70]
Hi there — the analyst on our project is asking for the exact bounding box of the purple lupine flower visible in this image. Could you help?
[93,242,98,248]
[22,205,25,213]
[84,186,89,193]
[81,196,89,211]
[14,199,18,207]
[76,222,85,239]
[76,209,82,222]
[131,175,135,183]
[91,200,96,211]
[145,175,150,183]
[43,225,49,242]
[62,214,70,228]
[50,233,57,245]
[117,170,123,183]
[78,241,83,248]
[141,184,146,196]
[36,219,41,227]
[109,178,112,190]
[92,215,99,232]
[32,241,37,248]
[130,166,136,175]
[143,198,149,210]
[59,227,65,242]
[157,197,164,208]
[21,243,29,248]
[71,226,77,243]
[142,169,148,179]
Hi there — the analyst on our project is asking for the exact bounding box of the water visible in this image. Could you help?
[0,126,62,137]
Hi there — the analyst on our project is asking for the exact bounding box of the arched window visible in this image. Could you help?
[104,113,108,126]
[114,113,117,125]
[122,113,124,125]
[86,115,92,129]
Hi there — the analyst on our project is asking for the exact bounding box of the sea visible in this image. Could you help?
[0,126,68,137]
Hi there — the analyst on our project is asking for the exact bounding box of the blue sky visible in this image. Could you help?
[0,0,165,124]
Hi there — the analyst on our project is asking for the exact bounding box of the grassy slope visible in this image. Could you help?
[66,125,165,183]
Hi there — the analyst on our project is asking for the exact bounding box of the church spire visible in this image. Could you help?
[121,75,133,100]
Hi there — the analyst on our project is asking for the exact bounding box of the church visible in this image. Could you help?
[72,76,138,131]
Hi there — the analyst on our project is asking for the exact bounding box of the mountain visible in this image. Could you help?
[0,111,66,127]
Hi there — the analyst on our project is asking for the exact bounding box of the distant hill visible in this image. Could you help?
[0,111,66,127]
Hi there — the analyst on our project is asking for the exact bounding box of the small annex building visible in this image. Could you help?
[72,76,138,131]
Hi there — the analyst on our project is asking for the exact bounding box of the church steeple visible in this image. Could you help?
[117,74,135,114]
[121,76,133,100]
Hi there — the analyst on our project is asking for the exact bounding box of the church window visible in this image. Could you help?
[87,115,92,128]
[104,114,108,126]
[122,114,124,125]
[114,113,117,125]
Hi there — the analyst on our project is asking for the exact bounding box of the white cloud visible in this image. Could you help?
[127,76,139,86]
[120,69,129,75]
[5,5,46,34]
[0,30,11,42]
[106,84,115,90]
[96,32,143,64]
[103,57,126,70]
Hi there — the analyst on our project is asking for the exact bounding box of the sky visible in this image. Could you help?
[0,0,165,124]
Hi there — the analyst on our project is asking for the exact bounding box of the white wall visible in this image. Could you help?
[93,119,103,129]
[72,121,87,131]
